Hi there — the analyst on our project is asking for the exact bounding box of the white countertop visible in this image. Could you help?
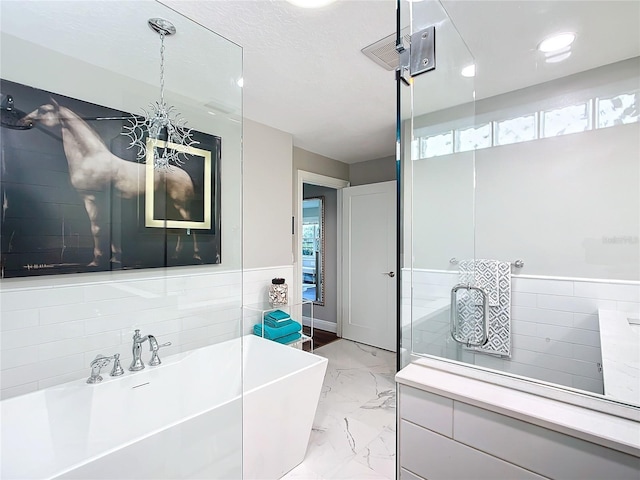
[396,358,640,458]
[598,309,640,405]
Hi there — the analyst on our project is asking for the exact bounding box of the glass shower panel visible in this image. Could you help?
[400,0,640,410]
[399,0,478,368]
[0,1,243,477]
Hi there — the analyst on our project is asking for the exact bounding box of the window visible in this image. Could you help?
[542,101,591,138]
[597,92,639,128]
[455,123,492,152]
[410,86,637,160]
[421,131,453,158]
[494,114,537,146]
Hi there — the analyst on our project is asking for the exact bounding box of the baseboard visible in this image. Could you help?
[302,316,337,333]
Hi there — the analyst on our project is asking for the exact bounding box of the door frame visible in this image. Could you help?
[294,171,350,335]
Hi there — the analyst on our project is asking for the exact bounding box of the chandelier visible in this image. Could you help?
[123,18,198,170]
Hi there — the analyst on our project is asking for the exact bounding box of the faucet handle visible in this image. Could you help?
[110,353,124,377]
[149,341,172,366]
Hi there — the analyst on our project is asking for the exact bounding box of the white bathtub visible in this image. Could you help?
[1,335,327,479]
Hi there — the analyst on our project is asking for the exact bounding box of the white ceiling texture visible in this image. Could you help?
[4,1,640,164]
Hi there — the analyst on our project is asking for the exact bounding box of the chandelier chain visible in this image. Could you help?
[160,32,166,107]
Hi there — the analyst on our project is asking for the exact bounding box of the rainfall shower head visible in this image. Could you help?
[1,95,33,130]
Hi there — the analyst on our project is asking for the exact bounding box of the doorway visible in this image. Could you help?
[295,171,349,339]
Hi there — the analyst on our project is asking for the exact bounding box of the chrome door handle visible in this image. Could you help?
[382,271,395,277]
[450,283,489,347]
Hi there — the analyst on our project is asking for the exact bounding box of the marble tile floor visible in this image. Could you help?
[283,339,397,480]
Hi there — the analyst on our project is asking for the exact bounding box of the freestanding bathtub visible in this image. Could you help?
[0,335,327,479]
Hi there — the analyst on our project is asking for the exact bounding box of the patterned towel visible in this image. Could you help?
[459,259,499,307]
[456,260,511,357]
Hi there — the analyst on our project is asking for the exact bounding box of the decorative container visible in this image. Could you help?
[268,278,288,306]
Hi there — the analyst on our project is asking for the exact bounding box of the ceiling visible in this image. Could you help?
[161,0,640,164]
[3,1,639,164]
[161,0,398,164]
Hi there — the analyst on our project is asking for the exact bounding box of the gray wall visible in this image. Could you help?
[412,58,640,280]
[349,155,396,186]
[303,184,338,325]
[243,119,293,269]
[293,147,350,181]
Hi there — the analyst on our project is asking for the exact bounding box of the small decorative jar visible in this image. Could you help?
[268,278,288,306]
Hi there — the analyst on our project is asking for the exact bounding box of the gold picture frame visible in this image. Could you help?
[145,138,212,229]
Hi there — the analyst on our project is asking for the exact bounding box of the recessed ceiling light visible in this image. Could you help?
[545,51,572,64]
[285,0,336,8]
[461,64,476,78]
[538,32,576,53]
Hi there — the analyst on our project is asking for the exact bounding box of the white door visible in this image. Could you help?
[341,181,396,351]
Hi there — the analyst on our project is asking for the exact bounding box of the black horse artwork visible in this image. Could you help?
[0,79,221,278]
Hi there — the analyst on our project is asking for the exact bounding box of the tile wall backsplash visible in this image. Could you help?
[3,265,635,400]
[404,269,640,395]
[0,265,293,400]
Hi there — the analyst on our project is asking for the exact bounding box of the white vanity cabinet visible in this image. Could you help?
[396,361,640,480]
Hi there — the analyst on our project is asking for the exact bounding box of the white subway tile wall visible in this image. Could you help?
[404,269,640,395]
[0,266,293,400]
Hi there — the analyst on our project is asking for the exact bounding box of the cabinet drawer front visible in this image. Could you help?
[454,402,640,480]
[400,420,546,480]
[399,385,453,437]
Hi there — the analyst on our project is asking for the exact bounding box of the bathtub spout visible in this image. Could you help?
[129,329,150,372]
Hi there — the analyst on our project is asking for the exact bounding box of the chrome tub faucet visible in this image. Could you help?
[129,329,150,371]
[129,330,172,371]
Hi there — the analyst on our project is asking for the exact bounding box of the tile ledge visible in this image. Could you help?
[396,358,640,458]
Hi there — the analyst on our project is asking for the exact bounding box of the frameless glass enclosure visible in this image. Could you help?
[1,1,243,478]
[399,0,640,412]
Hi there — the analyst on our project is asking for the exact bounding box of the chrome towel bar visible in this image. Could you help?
[449,257,524,268]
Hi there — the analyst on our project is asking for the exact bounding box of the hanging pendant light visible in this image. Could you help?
[122,18,198,170]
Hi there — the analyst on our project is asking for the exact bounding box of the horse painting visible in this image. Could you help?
[20,99,201,267]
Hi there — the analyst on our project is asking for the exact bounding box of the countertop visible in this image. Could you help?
[396,358,640,457]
